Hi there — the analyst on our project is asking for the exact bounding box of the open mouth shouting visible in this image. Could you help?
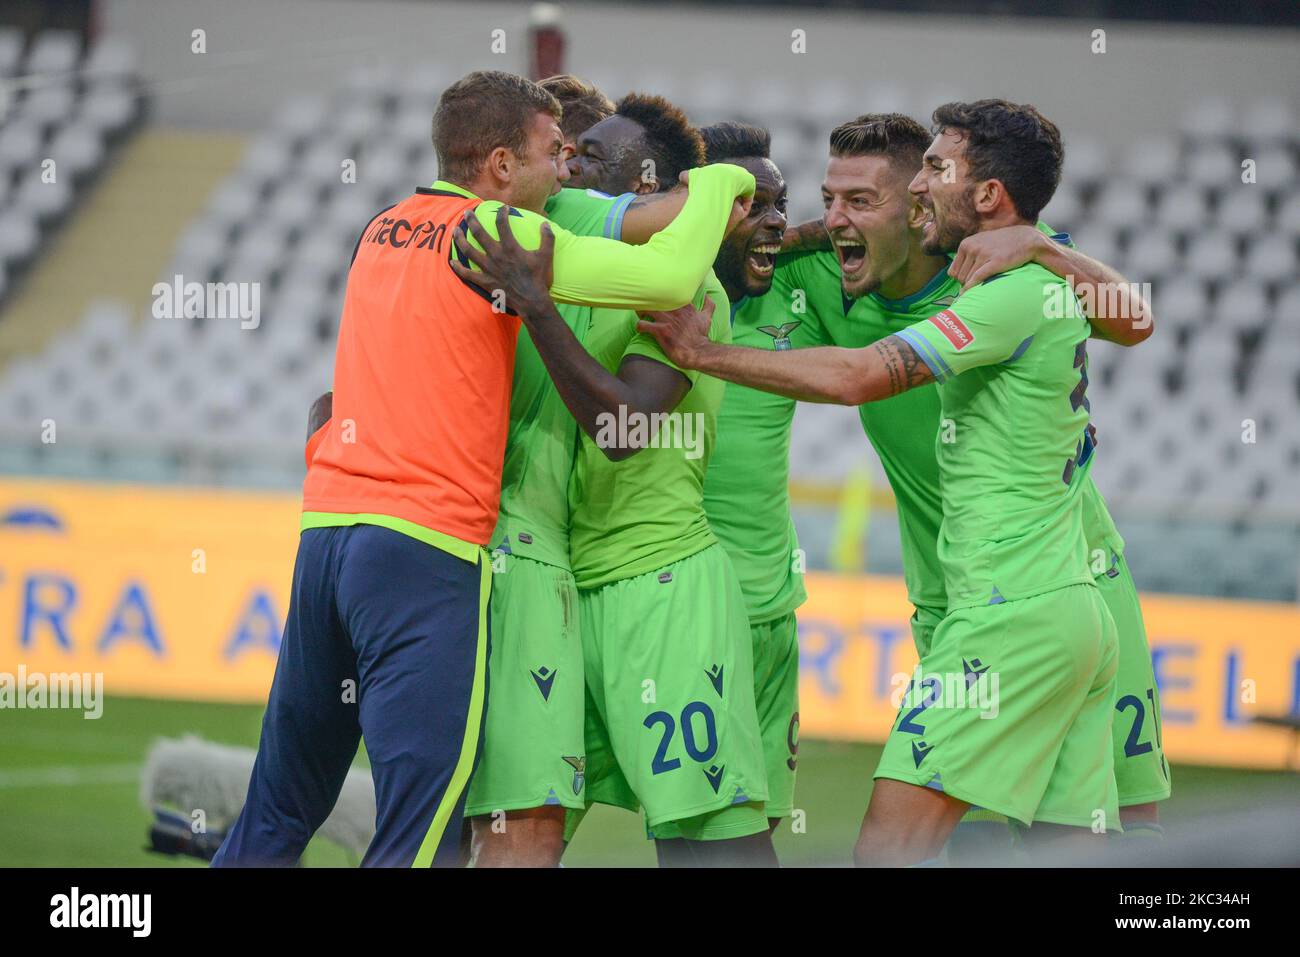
[834,232,867,277]
[746,237,781,278]
[917,201,937,241]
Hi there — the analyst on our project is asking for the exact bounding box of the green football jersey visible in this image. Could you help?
[800,253,954,615]
[489,188,631,569]
[702,257,833,622]
[804,224,1126,613]
[544,186,636,241]
[568,273,732,590]
[894,262,1095,609]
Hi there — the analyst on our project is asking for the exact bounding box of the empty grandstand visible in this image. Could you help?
[0,5,1295,600]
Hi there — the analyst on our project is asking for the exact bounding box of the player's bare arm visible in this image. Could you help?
[451,205,690,460]
[618,186,687,244]
[306,391,332,441]
[617,169,753,242]
[781,217,832,253]
[948,225,1154,345]
[637,304,934,405]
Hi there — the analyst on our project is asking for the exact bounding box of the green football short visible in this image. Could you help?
[464,554,586,816]
[749,611,799,820]
[578,544,769,839]
[875,583,1121,830]
[1097,550,1172,807]
[909,603,946,659]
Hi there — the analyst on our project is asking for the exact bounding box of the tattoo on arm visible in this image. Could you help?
[783,219,831,253]
[871,336,934,397]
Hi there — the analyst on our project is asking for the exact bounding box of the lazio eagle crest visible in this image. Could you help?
[563,755,586,794]
[757,321,801,350]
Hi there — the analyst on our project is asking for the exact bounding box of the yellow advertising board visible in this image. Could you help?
[796,573,1300,771]
[2,478,1298,769]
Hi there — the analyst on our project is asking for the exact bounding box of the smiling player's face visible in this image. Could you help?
[567,115,651,195]
[909,130,980,255]
[509,112,568,214]
[714,157,787,300]
[821,154,918,298]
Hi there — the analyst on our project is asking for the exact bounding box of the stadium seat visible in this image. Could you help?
[240,135,295,184]
[15,169,74,221]
[47,123,106,180]
[1070,225,1121,268]
[1241,96,1294,148]
[1183,231,1240,283]
[1063,136,1109,185]
[1215,186,1269,236]
[1215,280,1271,335]
[78,81,140,133]
[1276,193,1300,236]
[0,209,40,265]
[22,82,78,131]
[1152,182,1209,234]
[1125,228,1180,278]
[1123,136,1181,188]
[1178,96,1234,142]
[0,27,24,76]
[83,37,137,80]
[1093,181,1150,231]
[1041,185,1083,231]
[0,118,43,170]
[1270,285,1300,329]
[1241,238,1297,284]
[24,30,81,75]
[1252,146,1299,196]
[1185,143,1241,190]
[1159,276,1214,326]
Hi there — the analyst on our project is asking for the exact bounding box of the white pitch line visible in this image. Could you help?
[0,764,140,789]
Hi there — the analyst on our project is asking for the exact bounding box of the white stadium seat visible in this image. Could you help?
[1215,187,1268,236]
[24,30,81,75]
[1152,182,1210,234]
[0,27,24,76]
[1183,231,1240,283]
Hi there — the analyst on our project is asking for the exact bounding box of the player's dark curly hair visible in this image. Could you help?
[615,92,706,189]
[539,74,614,142]
[700,122,771,163]
[931,99,1064,221]
[827,113,930,176]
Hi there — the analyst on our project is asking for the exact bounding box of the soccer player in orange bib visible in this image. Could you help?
[212,71,754,868]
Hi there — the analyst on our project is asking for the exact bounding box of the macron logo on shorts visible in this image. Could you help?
[930,309,975,350]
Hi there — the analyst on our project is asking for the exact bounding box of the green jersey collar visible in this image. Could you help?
[868,264,953,312]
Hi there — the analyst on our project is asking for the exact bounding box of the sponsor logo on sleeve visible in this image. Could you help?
[929,309,975,350]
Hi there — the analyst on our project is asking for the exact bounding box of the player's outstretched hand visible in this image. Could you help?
[948,224,1048,292]
[450,204,556,318]
[635,296,716,370]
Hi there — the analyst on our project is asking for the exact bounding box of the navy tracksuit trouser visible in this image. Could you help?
[211,524,490,867]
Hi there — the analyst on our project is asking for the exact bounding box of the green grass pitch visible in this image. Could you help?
[1,695,1296,867]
